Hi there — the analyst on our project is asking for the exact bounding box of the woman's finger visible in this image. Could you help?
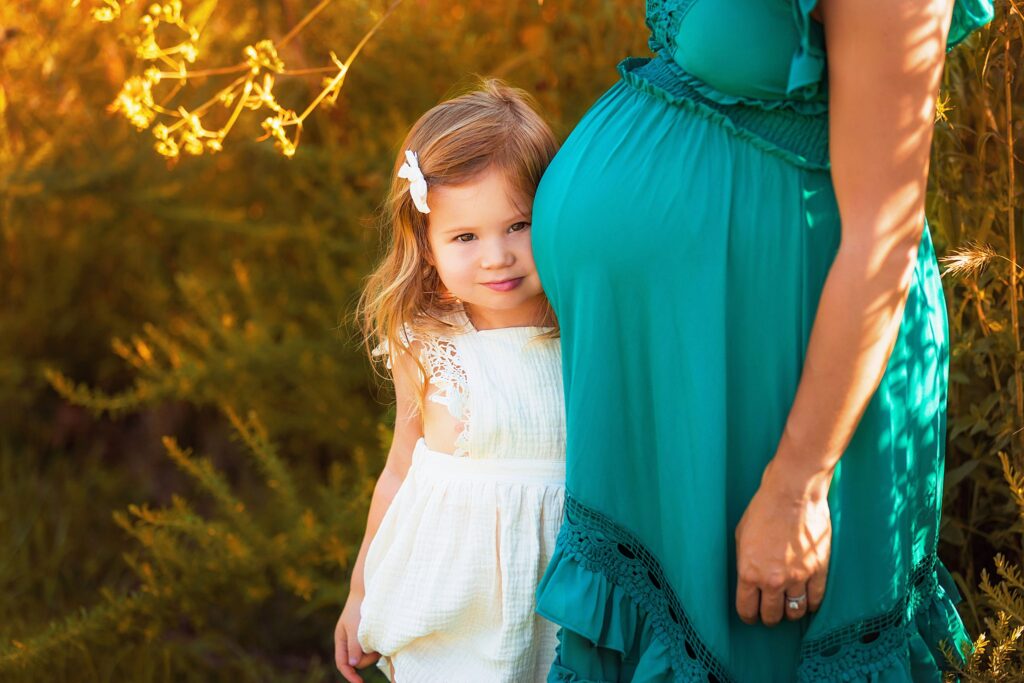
[759,584,786,626]
[808,565,828,612]
[783,582,809,621]
[736,580,760,625]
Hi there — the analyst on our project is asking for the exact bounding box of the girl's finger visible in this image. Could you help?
[333,628,346,671]
[356,652,381,670]
[333,625,363,683]
[347,633,367,672]
[335,651,362,683]
[338,659,363,683]
[340,667,363,683]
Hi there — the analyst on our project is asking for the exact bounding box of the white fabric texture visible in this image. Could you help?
[359,309,566,682]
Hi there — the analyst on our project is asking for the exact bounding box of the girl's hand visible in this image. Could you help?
[334,593,380,683]
[734,459,833,626]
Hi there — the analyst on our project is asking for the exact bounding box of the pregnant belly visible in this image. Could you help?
[531,83,730,294]
[529,75,834,324]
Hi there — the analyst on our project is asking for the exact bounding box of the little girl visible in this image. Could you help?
[333,80,564,683]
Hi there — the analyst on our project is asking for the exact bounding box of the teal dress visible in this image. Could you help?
[531,1,995,681]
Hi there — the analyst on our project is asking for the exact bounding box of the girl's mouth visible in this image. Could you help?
[482,277,524,292]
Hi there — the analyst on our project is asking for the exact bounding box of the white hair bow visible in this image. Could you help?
[397,149,430,214]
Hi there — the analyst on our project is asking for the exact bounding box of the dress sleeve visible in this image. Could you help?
[786,0,996,99]
[785,0,827,100]
[946,0,995,52]
[370,326,468,415]
[373,324,471,456]
[371,324,417,371]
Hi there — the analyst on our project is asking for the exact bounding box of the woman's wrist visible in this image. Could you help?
[762,456,834,504]
[763,429,837,503]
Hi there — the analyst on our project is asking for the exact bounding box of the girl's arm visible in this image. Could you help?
[734,0,956,626]
[335,344,424,683]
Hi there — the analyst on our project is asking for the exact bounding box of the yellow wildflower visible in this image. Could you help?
[109,75,157,130]
[244,39,285,74]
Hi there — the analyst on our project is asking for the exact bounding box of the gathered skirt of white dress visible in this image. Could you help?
[358,437,565,683]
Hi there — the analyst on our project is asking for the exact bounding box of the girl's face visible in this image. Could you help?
[425,166,546,329]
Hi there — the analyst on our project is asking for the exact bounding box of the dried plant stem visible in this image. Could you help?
[1005,11,1024,453]
[997,253,1024,273]
[280,66,339,76]
[279,0,333,49]
[970,279,1004,392]
[100,0,402,157]
[294,0,402,123]
[166,64,248,78]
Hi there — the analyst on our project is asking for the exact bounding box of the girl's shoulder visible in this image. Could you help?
[370,310,471,371]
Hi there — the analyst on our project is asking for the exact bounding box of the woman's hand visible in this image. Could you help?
[334,592,380,683]
[734,458,833,626]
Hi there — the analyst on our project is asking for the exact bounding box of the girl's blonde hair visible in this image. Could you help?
[357,78,559,396]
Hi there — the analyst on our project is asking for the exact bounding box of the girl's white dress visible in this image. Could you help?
[358,310,565,683]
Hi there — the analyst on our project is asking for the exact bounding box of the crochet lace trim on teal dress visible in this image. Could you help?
[537,495,972,683]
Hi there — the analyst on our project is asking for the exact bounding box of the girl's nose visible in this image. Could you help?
[481,240,516,269]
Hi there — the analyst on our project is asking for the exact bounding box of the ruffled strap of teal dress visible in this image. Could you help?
[787,0,995,100]
[786,0,827,100]
[645,0,698,54]
[947,0,996,51]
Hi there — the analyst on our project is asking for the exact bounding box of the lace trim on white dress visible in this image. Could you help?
[419,335,472,457]
[371,323,473,457]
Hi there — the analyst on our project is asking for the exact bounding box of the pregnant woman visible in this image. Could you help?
[531,0,994,680]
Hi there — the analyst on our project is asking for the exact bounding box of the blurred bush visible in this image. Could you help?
[0,0,644,680]
[930,1,1024,676]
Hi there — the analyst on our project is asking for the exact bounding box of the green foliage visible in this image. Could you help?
[0,406,383,681]
[942,457,1024,680]
[927,2,1024,679]
[1,0,645,679]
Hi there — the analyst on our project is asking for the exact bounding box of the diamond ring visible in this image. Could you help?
[786,594,807,611]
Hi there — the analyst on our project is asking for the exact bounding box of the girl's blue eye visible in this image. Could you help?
[455,233,475,243]
[510,222,531,233]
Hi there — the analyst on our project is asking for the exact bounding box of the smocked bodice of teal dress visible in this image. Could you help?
[532,1,995,682]
[616,0,994,170]
[645,0,992,109]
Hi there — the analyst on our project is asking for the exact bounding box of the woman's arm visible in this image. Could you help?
[778,0,955,482]
[735,0,957,626]
[335,344,424,682]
